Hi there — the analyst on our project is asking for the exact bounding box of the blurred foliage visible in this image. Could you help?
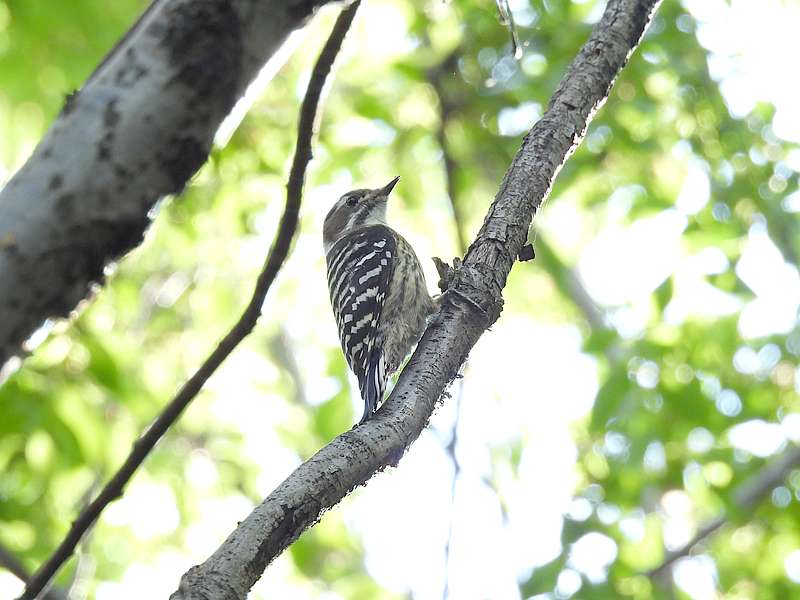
[1,0,800,598]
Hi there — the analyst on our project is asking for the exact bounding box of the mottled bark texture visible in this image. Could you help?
[0,0,333,366]
[170,0,661,598]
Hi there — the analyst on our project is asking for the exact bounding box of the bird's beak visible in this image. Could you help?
[379,176,400,197]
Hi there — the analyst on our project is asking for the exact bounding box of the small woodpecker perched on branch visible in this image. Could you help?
[324,177,435,424]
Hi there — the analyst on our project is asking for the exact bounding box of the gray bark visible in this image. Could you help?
[170,0,661,598]
[0,0,332,366]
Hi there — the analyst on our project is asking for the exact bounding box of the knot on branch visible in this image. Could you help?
[432,256,503,326]
[433,256,459,293]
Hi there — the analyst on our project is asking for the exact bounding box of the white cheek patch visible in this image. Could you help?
[352,202,387,229]
[325,195,388,253]
[366,203,388,227]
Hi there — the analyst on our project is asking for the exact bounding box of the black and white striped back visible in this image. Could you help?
[326,225,397,422]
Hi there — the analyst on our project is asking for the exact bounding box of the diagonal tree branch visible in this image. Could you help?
[0,0,337,368]
[648,443,800,577]
[17,4,361,599]
[170,1,662,598]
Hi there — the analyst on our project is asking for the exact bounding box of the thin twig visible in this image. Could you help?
[648,444,800,577]
[495,0,522,59]
[19,4,360,598]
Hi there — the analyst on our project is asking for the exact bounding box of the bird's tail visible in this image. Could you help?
[359,354,386,424]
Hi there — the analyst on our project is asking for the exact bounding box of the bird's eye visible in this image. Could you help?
[346,196,358,207]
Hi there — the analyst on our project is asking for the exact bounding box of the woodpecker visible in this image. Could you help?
[324,177,435,424]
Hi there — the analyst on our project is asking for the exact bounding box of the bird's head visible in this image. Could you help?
[323,176,400,254]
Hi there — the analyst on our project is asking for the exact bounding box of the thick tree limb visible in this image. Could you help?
[0,0,336,368]
[17,4,360,599]
[648,444,800,577]
[171,1,661,598]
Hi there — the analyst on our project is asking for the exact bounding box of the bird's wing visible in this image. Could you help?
[326,225,397,421]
